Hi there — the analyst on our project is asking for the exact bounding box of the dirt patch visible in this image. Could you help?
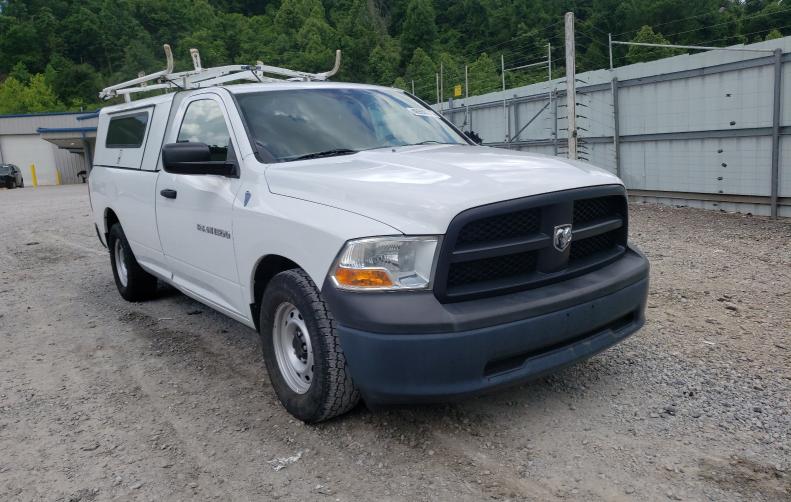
[0,186,789,501]
[699,456,789,501]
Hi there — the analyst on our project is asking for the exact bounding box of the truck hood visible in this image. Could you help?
[265,145,622,234]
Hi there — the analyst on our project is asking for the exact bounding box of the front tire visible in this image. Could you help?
[19,179,23,188]
[260,269,360,423]
[107,223,158,301]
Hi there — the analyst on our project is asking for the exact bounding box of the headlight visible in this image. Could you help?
[330,236,440,291]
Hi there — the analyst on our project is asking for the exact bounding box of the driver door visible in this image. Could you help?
[155,93,246,318]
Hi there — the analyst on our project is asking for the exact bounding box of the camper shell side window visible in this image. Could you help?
[94,107,153,170]
[106,112,149,149]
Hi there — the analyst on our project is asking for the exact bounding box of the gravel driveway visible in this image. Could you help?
[1,185,789,501]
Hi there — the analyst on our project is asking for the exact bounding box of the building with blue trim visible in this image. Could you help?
[0,110,98,185]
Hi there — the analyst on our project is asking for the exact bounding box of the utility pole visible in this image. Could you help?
[501,53,508,144]
[608,33,613,70]
[565,11,578,160]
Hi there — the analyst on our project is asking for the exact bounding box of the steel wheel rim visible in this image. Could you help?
[272,302,314,394]
[114,239,128,287]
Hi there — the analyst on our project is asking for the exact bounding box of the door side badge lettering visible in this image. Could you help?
[243,190,252,207]
[197,224,231,239]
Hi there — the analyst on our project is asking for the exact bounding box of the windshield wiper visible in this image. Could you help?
[290,148,358,161]
[405,140,459,146]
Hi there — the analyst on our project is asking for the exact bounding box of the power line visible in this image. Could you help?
[575,29,610,49]
[612,9,730,38]
[614,4,791,43]
[697,23,791,47]
[658,5,791,40]
[458,19,564,61]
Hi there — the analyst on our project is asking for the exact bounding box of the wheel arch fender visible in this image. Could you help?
[248,254,302,331]
[104,207,120,240]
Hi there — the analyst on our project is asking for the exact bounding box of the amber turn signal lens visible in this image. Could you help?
[333,267,393,288]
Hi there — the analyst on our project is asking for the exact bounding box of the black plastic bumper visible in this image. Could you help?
[323,246,649,405]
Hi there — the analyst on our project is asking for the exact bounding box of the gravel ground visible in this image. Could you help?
[0,184,789,502]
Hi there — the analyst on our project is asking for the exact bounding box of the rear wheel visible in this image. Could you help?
[19,179,23,188]
[107,223,158,301]
[259,269,360,423]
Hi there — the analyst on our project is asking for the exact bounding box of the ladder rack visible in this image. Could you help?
[99,45,342,102]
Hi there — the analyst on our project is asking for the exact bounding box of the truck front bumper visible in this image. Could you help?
[322,246,649,406]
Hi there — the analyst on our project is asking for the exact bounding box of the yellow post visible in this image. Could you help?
[30,164,38,187]
[55,168,62,186]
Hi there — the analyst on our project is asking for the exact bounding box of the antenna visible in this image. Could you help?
[99,45,343,102]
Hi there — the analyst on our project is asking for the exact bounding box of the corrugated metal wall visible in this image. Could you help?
[437,37,791,217]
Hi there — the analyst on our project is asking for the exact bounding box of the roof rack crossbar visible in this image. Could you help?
[100,46,342,102]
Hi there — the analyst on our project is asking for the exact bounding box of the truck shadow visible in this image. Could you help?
[93,272,646,434]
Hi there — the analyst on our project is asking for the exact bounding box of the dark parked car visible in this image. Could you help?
[0,164,24,188]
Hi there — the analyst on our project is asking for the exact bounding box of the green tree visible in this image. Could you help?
[0,0,784,112]
[467,52,500,96]
[369,38,402,85]
[0,74,62,114]
[295,15,337,71]
[626,26,683,64]
[400,0,437,61]
[331,0,385,82]
[269,0,337,72]
[45,56,103,107]
[436,52,461,100]
[392,76,409,91]
[765,29,783,41]
[236,14,277,64]
[404,48,436,101]
[9,62,32,83]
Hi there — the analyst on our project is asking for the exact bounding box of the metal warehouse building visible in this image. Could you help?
[0,111,98,186]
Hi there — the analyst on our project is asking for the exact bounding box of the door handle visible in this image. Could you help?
[160,188,177,199]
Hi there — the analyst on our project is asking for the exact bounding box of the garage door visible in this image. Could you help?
[0,134,58,186]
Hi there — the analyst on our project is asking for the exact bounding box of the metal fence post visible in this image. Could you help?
[440,62,444,112]
[464,65,469,129]
[553,89,559,156]
[435,73,441,114]
[502,54,509,145]
[771,48,782,218]
[512,94,520,146]
[564,12,578,160]
[611,76,621,177]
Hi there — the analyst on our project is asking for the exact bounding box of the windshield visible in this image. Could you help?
[0,165,11,174]
[235,88,468,162]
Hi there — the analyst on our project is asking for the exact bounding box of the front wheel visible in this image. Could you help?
[18,179,23,188]
[259,269,360,423]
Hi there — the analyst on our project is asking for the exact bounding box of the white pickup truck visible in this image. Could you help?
[89,60,649,422]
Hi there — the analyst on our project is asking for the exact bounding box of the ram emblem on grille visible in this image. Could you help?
[553,224,573,252]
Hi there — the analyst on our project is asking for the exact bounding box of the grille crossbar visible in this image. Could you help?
[434,185,628,303]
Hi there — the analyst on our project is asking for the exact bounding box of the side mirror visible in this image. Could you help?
[161,142,236,177]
